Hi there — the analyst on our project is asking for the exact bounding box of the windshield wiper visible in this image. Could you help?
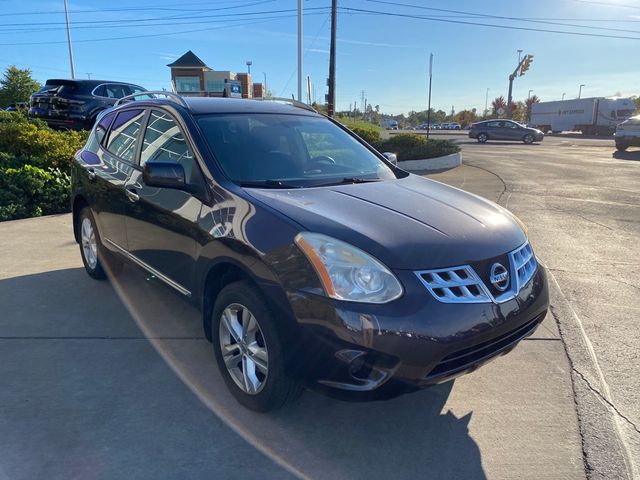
[319,177,382,186]
[239,180,302,189]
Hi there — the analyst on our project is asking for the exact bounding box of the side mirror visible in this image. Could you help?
[143,161,186,190]
[383,152,398,166]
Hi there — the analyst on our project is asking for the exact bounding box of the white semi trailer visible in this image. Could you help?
[530,97,636,135]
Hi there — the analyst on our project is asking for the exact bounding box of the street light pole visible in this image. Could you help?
[63,0,75,79]
[426,53,433,140]
[578,84,585,99]
[485,87,489,117]
[562,92,566,101]
[517,49,523,63]
[528,89,533,99]
[263,72,267,95]
[297,0,302,102]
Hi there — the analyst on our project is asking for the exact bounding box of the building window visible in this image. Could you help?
[175,76,200,92]
[205,80,226,93]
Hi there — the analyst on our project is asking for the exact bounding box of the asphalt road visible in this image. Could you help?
[430,137,640,478]
[0,136,638,479]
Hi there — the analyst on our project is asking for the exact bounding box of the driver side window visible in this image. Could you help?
[140,110,201,184]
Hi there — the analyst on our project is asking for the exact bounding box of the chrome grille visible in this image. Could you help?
[511,242,537,291]
[415,266,492,304]
[416,241,538,304]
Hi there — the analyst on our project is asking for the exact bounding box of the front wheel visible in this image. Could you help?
[523,134,534,144]
[211,281,302,412]
[615,141,628,152]
[477,133,488,143]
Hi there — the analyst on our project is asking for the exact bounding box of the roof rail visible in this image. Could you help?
[114,91,189,109]
[255,97,316,112]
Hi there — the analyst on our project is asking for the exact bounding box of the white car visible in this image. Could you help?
[614,114,640,151]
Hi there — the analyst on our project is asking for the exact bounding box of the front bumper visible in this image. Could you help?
[288,265,549,397]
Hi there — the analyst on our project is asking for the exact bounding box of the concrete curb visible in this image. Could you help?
[399,152,462,172]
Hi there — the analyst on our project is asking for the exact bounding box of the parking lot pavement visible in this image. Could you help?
[430,139,640,479]
[0,205,586,478]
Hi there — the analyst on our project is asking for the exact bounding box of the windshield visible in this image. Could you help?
[616,109,635,118]
[196,113,397,187]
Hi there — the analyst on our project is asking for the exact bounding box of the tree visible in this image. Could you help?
[525,95,540,123]
[454,109,478,128]
[0,66,41,107]
[511,101,527,123]
[491,96,507,117]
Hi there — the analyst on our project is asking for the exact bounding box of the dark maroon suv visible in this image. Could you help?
[71,93,549,411]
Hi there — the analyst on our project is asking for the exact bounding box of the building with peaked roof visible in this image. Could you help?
[167,50,264,99]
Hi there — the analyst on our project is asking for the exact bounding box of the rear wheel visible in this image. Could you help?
[79,208,106,280]
[211,281,302,412]
[523,134,534,144]
[477,133,488,143]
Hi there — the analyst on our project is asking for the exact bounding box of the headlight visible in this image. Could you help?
[294,232,403,303]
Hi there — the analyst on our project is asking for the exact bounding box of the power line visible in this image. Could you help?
[0,0,273,17]
[340,6,640,41]
[0,12,329,47]
[363,0,640,35]
[0,6,329,28]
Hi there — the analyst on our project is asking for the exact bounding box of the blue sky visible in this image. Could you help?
[1,0,640,114]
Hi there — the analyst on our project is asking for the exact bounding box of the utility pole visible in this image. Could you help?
[361,90,365,118]
[426,53,433,139]
[528,89,533,99]
[297,0,302,102]
[63,0,75,79]
[327,0,337,116]
[507,53,534,118]
[517,49,523,63]
[263,72,267,95]
[306,75,312,104]
[86,73,92,79]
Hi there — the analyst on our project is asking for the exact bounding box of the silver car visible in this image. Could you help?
[469,119,544,144]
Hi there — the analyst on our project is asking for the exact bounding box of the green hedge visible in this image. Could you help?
[0,112,87,221]
[373,133,459,161]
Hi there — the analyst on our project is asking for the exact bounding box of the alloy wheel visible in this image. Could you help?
[219,303,269,395]
[81,217,98,269]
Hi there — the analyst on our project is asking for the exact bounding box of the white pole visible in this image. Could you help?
[63,0,75,79]
[297,0,302,102]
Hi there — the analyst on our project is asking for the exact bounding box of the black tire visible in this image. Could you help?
[211,281,302,412]
[78,208,107,280]
[523,134,534,144]
[477,133,488,143]
[615,141,628,152]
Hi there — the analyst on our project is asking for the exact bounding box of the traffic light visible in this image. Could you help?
[519,54,534,76]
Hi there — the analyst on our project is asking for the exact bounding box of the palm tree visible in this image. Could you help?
[491,96,507,117]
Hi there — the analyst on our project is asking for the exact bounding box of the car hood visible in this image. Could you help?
[246,175,527,270]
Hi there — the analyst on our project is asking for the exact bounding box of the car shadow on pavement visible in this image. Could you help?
[612,150,640,161]
[0,266,487,480]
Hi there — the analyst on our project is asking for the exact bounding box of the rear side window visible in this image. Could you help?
[103,84,130,99]
[85,111,116,153]
[106,109,145,163]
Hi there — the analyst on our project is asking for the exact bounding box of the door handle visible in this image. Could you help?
[86,167,96,181]
[125,188,139,203]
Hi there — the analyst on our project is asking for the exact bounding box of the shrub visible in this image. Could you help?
[0,120,87,170]
[373,133,459,161]
[0,164,71,221]
[339,118,382,145]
